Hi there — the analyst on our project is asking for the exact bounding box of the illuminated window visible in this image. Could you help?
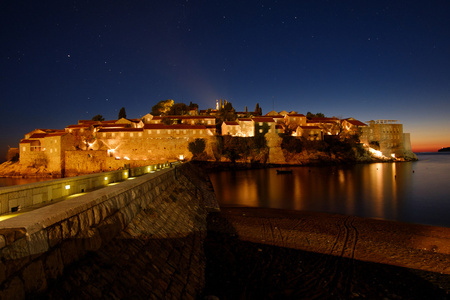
[65,185,70,190]
[157,130,160,134]
[121,132,124,137]
[130,133,134,137]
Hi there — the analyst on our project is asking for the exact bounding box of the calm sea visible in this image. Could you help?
[0,177,52,187]
[209,153,450,228]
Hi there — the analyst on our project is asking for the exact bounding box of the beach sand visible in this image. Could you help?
[203,207,450,299]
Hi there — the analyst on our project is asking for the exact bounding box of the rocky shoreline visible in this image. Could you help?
[202,207,450,299]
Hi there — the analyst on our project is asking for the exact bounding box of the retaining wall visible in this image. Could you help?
[0,163,218,299]
[0,162,171,214]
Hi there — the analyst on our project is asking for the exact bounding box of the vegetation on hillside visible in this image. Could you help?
[213,135,268,163]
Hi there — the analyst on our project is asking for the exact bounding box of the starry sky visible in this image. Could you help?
[1,0,449,160]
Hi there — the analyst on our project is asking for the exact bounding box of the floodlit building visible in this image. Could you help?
[360,120,405,157]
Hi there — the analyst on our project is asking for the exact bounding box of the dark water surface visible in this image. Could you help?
[0,177,52,187]
[209,153,450,227]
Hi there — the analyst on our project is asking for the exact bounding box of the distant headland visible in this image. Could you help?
[438,147,450,152]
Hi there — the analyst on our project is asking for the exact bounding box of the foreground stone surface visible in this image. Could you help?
[203,208,450,299]
[0,163,217,299]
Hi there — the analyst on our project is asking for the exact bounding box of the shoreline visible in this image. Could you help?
[203,207,450,298]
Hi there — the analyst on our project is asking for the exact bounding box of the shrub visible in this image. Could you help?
[188,138,206,159]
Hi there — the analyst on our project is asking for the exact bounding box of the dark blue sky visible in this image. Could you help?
[1,0,450,159]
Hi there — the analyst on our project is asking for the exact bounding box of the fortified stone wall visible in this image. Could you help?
[97,135,216,162]
[0,163,218,299]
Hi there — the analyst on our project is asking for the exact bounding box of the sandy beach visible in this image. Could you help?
[203,207,450,299]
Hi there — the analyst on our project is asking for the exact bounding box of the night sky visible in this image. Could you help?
[1,0,449,160]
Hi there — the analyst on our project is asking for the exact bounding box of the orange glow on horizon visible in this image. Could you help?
[411,143,446,153]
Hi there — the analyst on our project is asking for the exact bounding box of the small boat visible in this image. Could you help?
[276,169,293,174]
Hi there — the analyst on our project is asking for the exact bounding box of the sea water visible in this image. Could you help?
[209,153,450,227]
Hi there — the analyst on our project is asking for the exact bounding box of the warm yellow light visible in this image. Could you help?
[391,153,396,158]
[124,156,130,160]
[65,184,70,190]
[179,155,184,160]
[367,147,386,159]
[104,177,108,180]
[124,172,128,176]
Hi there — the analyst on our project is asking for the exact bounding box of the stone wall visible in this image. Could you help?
[0,163,218,299]
[0,163,171,214]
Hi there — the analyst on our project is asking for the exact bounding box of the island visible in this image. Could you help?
[1,101,418,178]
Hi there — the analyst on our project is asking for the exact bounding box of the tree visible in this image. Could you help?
[168,102,189,115]
[254,103,262,116]
[188,101,199,110]
[188,138,206,158]
[217,102,237,122]
[151,99,174,116]
[118,107,127,119]
[306,112,325,118]
[92,114,105,121]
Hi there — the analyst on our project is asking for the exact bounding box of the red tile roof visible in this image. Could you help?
[143,124,207,130]
[252,117,275,122]
[308,117,339,122]
[97,128,143,132]
[287,113,306,117]
[345,119,367,126]
[29,133,47,139]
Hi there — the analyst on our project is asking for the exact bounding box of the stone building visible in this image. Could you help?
[19,130,76,176]
[360,120,406,158]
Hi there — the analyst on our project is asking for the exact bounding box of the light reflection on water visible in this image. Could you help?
[209,153,450,227]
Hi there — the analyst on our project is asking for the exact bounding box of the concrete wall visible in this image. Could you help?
[0,162,171,214]
[0,163,218,299]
